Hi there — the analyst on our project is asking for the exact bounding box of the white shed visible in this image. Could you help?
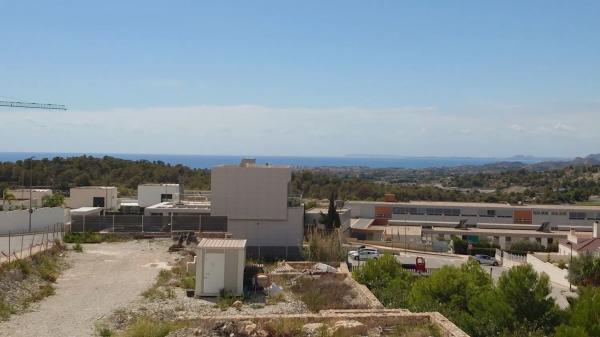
[196,238,246,297]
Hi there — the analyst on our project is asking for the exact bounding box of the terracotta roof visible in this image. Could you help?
[560,238,600,254]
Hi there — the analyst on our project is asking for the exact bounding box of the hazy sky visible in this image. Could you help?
[1,1,599,157]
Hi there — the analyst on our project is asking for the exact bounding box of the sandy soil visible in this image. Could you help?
[0,239,174,337]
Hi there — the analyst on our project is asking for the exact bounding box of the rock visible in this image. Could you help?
[231,300,243,310]
[330,320,367,337]
[255,329,269,337]
[302,322,326,336]
[237,321,257,336]
[192,327,202,336]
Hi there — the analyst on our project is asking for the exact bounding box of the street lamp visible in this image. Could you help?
[28,156,35,232]
[566,242,573,291]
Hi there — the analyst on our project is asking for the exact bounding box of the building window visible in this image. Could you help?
[160,193,173,202]
[93,197,105,208]
[443,209,460,216]
[569,212,586,220]
[426,208,443,216]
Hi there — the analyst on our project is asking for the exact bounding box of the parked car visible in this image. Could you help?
[473,254,499,266]
[348,247,380,261]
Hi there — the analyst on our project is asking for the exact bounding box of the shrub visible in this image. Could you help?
[304,230,345,262]
[63,232,102,244]
[181,276,195,289]
[216,291,244,311]
[290,276,359,312]
[263,318,304,337]
[568,254,600,287]
[0,297,15,321]
[32,253,59,282]
[73,243,83,252]
[11,259,33,277]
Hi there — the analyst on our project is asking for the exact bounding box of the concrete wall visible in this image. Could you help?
[138,184,180,208]
[0,207,66,234]
[527,254,570,287]
[227,207,304,247]
[211,165,291,220]
[68,187,118,210]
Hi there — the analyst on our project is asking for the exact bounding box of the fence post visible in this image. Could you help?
[8,230,11,263]
[141,215,144,233]
[112,214,115,233]
[30,233,35,257]
[20,230,25,259]
[83,215,86,233]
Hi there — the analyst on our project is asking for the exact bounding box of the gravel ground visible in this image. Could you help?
[0,239,174,337]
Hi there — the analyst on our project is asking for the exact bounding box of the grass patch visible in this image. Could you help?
[95,322,114,337]
[266,292,286,305]
[119,316,183,337]
[0,297,15,321]
[32,252,60,282]
[216,290,244,311]
[142,269,175,300]
[262,319,304,337]
[388,323,442,337]
[73,243,83,252]
[290,276,357,312]
[181,276,195,289]
[64,232,130,244]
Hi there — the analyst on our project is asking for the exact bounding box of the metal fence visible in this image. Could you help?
[0,223,65,264]
[70,214,227,233]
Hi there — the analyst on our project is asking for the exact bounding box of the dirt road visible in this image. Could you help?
[0,239,174,337]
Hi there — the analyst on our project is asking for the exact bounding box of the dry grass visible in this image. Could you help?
[289,275,359,312]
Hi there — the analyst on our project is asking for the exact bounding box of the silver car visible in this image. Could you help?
[473,254,499,266]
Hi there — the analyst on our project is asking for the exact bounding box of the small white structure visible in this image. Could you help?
[137,184,180,208]
[196,238,246,297]
[4,188,53,209]
[68,186,118,210]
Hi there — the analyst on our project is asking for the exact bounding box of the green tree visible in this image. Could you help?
[555,287,600,337]
[352,254,413,308]
[319,192,341,232]
[42,193,65,207]
[568,254,600,287]
[496,264,563,332]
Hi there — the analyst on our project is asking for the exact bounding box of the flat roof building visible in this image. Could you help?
[68,186,118,211]
[138,183,180,208]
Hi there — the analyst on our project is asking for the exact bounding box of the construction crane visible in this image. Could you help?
[0,100,66,110]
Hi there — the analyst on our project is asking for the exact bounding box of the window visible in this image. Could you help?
[393,207,409,214]
[479,209,496,217]
[160,193,173,202]
[408,208,425,215]
[569,212,586,220]
[426,208,443,216]
[443,209,460,216]
[93,197,105,208]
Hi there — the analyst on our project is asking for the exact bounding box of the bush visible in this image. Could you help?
[32,253,59,282]
[304,230,345,262]
[0,297,15,321]
[73,243,83,252]
[63,232,103,244]
[263,319,304,337]
[181,276,195,289]
[568,254,600,287]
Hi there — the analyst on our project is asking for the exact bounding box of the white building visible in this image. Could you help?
[3,188,53,209]
[68,186,118,210]
[558,222,600,257]
[137,183,180,208]
[211,159,304,259]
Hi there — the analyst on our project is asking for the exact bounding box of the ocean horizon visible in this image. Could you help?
[0,152,551,169]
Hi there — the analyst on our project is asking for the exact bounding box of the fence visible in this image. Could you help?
[0,223,65,264]
[70,214,227,234]
[495,248,527,267]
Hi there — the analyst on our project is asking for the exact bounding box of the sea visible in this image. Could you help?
[0,152,543,169]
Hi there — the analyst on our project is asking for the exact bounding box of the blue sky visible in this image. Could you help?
[1,1,599,157]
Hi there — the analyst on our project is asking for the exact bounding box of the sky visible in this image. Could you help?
[0,1,599,158]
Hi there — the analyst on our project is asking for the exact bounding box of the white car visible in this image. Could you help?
[473,254,499,266]
[348,247,380,261]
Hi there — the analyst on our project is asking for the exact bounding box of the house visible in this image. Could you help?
[558,222,600,257]
[137,183,180,208]
[68,186,118,211]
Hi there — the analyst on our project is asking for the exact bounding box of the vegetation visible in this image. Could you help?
[73,242,83,252]
[554,287,600,337]
[42,192,65,207]
[119,316,183,337]
[63,232,129,244]
[216,290,244,311]
[389,323,442,337]
[289,275,358,312]
[318,193,341,232]
[568,254,600,287]
[142,269,176,300]
[304,230,345,262]
[262,318,304,337]
[353,257,570,337]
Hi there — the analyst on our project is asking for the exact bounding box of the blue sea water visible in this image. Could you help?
[0,152,532,169]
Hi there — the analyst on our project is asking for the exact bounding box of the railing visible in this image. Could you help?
[0,224,65,264]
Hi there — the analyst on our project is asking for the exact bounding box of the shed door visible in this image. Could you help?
[203,253,225,294]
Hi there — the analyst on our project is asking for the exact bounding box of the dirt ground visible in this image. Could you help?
[0,239,174,337]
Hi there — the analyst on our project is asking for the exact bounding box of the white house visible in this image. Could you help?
[137,183,180,208]
[68,186,118,210]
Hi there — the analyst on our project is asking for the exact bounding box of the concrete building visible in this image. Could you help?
[68,186,118,210]
[3,188,53,209]
[304,207,351,232]
[347,200,600,230]
[558,222,600,257]
[137,183,180,208]
[210,159,304,259]
[195,238,246,296]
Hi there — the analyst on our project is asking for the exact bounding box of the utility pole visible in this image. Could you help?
[28,156,35,232]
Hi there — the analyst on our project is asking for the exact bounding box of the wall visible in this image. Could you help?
[227,207,304,247]
[68,187,118,209]
[195,247,244,296]
[211,165,291,220]
[138,184,180,208]
[527,254,570,288]
[0,207,66,234]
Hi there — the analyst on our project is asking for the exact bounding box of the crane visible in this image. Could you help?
[0,100,66,110]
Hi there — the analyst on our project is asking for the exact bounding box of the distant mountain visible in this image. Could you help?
[527,153,600,170]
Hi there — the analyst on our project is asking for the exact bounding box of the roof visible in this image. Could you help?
[305,207,349,214]
[350,218,375,230]
[138,183,179,187]
[198,238,247,249]
[346,200,600,211]
[426,226,569,237]
[560,238,600,254]
[70,207,103,215]
[71,186,116,190]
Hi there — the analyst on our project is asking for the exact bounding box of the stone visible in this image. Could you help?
[237,321,257,336]
[330,320,368,337]
[302,322,326,336]
[231,300,243,310]
[255,329,269,337]
[192,327,203,336]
